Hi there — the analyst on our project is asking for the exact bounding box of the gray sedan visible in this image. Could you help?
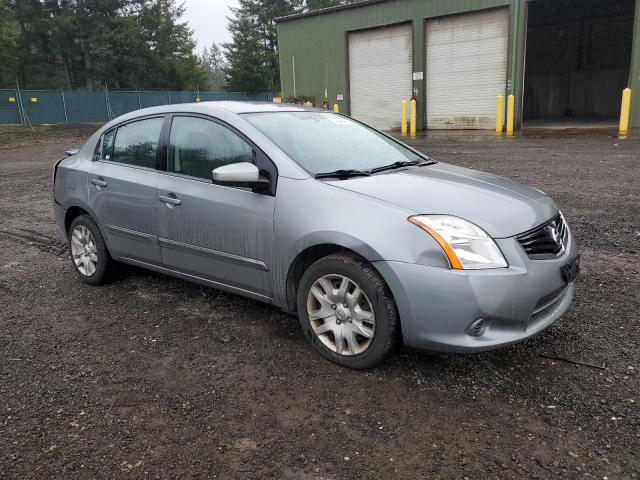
[53,102,579,368]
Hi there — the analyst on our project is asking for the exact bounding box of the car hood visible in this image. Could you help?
[323,163,558,238]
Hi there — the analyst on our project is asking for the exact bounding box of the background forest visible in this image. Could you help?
[0,0,358,92]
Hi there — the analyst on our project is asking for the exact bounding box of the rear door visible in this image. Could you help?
[88,116,164,264]
[155,115,276,297]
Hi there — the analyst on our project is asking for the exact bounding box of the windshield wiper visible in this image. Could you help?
[369,159,433,174]
[314,169,371,179]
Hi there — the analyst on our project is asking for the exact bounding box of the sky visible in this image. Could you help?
[183,0,239,54]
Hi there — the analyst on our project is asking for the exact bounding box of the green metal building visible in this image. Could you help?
[276,0,640,130]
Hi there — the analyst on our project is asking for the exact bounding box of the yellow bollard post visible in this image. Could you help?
[410,99,417,136]
[333,104,339,113]
[495,95,504,134]
[619,88,632,135]
[506,94,515,135]
[401,100,408,136]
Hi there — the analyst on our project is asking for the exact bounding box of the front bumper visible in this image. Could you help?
[375,232,577,353]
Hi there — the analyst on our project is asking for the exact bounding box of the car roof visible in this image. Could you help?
[102,101,321,129]
[213,101,313,114]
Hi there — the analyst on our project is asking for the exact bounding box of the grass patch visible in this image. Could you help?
[0,123,102,147]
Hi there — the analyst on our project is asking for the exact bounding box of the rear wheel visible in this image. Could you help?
[297,253,398,369]
[68,215,115,285]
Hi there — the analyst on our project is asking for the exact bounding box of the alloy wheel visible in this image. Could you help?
[70,225,98,277]
[306,274,376,356]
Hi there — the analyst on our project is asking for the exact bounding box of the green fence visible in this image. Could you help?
[0,89,274,125]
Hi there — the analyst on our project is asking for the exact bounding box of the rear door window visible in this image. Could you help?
[110,117,163,168]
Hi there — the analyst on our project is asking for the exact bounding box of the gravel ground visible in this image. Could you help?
[1,124,638,479]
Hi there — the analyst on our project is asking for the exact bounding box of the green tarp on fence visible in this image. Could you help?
[0,89,273,125]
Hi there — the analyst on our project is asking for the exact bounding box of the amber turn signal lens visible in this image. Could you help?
[408,217,463,270]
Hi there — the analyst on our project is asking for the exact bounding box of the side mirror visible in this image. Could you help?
[211,162,270,192]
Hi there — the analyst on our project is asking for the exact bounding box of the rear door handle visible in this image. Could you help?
[158,195,181,206]
[91,178,107,187]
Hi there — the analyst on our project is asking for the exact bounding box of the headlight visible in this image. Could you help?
[408,215,508,270]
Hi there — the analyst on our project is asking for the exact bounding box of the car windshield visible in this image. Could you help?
[242,111,424,175]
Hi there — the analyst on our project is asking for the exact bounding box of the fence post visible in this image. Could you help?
[15,81,33,130]
[61,89,68,124]
[104,83,113,121]
[15,86,24,126]
[15,82,24,126]
[137,89,142,109]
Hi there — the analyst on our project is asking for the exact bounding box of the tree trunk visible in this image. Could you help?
[61,54,72,90]
[83,46,94,91]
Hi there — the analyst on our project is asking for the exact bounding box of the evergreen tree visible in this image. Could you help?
[0,0,19,88]
[3,0,208,90]
[138,0,207,90]
[223,14,269,92]
[306,0,347,10]
[223,0,303,92]
[201,42,225,91]
[223,0,360,93]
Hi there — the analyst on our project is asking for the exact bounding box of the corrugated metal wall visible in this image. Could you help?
[277,0,640,129]
[0,90,274,125]
[277,0,517,131]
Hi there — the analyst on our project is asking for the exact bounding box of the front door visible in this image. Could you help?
[156,115,276,297]
[88,116,164,264]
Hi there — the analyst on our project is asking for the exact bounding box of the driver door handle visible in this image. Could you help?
[91,178,107,187]
[159,195,181,206]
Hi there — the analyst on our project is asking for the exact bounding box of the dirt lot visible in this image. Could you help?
[1,124,638,479]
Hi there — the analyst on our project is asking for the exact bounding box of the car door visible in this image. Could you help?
[88,116,164,265]
[156,115,276,297]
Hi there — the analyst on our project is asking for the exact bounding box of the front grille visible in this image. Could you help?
[516,214,568,259]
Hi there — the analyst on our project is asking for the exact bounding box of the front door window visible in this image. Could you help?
[168,116,253,179]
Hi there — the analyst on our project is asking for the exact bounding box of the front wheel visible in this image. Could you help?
[296,253,399,369]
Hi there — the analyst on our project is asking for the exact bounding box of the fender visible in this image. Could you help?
[58,198,113,253]
[273,230,386,310]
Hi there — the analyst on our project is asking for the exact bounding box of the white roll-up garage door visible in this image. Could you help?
[349,24,412,130]
[426,8,509,129]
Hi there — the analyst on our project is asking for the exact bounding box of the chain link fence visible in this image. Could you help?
[0,89,274,125]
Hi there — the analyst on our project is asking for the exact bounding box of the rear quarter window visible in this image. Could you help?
[101,129,116,160]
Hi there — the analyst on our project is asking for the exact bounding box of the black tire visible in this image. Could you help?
[296,253,399,369]
[68,214,115,285]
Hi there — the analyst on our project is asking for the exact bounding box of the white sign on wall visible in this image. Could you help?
[413,72,424,81]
